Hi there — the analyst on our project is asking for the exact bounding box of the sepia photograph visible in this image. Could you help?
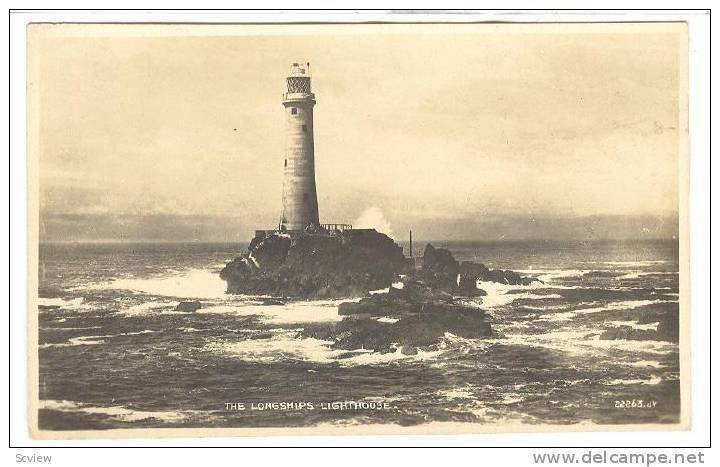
[26,20,690,438]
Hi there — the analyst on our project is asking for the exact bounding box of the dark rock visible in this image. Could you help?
[600,306,678,343]
[220,229,407,299]
[473,266,537,286]
[420,244,459,292]
[459,261,490,277]
[329,304,492,351]
[260,298,286,306]
[639,306,679,342]
[423,244,459,276]
[401,279,454,304]
[299,322,337,341]
[309,277,493,352]
[456,275,487,297]
[175,301,202,313]
[338,280,451,317]
[478,268,535,286]
[420,244,537,293]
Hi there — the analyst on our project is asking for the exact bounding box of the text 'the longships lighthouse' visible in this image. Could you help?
[280,62,320,231]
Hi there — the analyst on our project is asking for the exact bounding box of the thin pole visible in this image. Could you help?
[410,230,413,257]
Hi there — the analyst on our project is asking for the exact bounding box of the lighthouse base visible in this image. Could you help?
[221,229,408,299]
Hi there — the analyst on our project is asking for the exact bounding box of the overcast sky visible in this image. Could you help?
[30,23,685,242]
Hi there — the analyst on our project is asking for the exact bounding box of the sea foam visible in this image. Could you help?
[89,268,228,299]
[38,399,205,423]
[208,332,444,366]
[476,280,563,309]
[38,297,85,310]
[198,301,345,324]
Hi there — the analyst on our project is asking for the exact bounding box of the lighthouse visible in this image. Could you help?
[280,62,320,232]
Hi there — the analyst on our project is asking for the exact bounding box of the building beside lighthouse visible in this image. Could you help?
[280,62,320,231]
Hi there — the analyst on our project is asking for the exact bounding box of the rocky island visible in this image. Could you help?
[220,229,542,353]
[220,229,407,299]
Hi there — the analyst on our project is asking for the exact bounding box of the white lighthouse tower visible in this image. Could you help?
[280,62,320,232]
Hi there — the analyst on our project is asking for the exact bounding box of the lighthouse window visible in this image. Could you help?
[302,124,307,132]
[291,108,297,115]
[284,159,287,167]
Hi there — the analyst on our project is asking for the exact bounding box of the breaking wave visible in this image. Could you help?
[40,330,157,349]
[617,271,679,280]
[207,332,445,366]
[604,260,669,267]
[604,375,663,385]
[514,268,586,283]
[85,269,228,299]
[38,399,207,423]
[606,320,660,331]
[38,297,85,310]
[475,280,563,309]
[492,328,677,357]
[198,301,345,324]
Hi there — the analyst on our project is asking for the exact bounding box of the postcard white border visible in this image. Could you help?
[6,7,711,454]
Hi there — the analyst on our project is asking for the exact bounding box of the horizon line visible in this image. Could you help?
[38,237,680,245]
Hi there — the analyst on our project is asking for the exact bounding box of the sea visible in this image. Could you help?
[36,239,681,430]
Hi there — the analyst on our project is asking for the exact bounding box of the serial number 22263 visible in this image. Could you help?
[614,399,658,409]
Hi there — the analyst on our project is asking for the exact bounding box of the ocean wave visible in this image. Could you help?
[520,304,557,311]
[617,271,679,280]
[604,260,669,267]
[38,399,207,423]
[534,311,579,322]
[435,384,528,406]
[207,332,444,366]
[604,375,663,385]
[573,299,666,315]
[39,336,106,349]
[82,268,228,299]
[580,336,677,355]
[339,345,444,366]
[376,317,400,324]
[39,326,102,331]
[536,299,665,322]
[206,333,342,363]
[606,320,660,331]
[436,387,475,400]
[519,301,599,312]
[622,360,666,369]
[198,301,345,325]
[39,330,157,349]
[490,328,677,357]
[119,300,182,316]
[38,297,85,310]
[514,268,586,283]
[497,393,526,405]
[475,280,563,309]
[438,332,493,352]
